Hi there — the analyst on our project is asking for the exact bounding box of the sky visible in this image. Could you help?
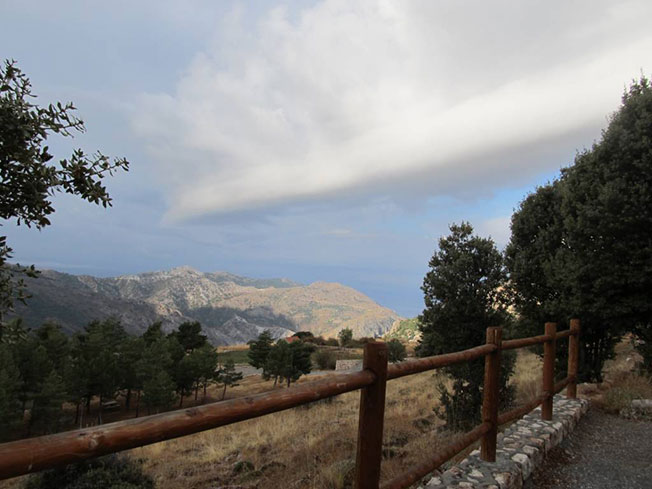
[2,0,651,317]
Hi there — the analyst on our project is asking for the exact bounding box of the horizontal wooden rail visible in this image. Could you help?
[0,319,582,488]
[380,422,491,489]
[555,329,574,339]
[386,344,497,380]
[554,376,572,395]
[0,369,375,480]
[501,334,551,350]
[497,394,547,426]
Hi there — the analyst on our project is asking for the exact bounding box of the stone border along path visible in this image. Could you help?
[420,395,589,489]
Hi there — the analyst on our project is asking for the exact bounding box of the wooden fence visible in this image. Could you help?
[0,319,580,488]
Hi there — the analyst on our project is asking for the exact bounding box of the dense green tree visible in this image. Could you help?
[29,370,66,435]
[507,76,652,378]
[215,359,243,400]
[337,328,353,347]
[386,339,407,363]
[142,370,176,415]
[119,336,145,410]
[0,344,22,440]
[78,319,127,423]
[34,323,70,376]
[264,340,314,387]
[0,60,128,328]
[142,321,164,346]
[418,223,515,430]
[247,330,274,372]
[135,336,174,417]
[193,343,219,401]
[174,321,207,352]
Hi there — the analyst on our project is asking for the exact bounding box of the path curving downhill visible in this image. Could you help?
[525,407,652,489]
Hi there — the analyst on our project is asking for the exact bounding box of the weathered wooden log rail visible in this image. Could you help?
[0,319,581,488]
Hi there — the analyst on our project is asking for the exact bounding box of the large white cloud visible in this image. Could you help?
[133,0,652,221]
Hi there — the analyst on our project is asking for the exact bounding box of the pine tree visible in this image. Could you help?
[215,359,243,400]
[418,223,514,430]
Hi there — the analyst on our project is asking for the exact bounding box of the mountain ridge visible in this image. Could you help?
[12,266,402,345]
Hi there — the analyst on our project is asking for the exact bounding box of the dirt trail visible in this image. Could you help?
[525,407,652,489]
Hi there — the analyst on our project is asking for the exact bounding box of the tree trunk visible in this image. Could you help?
[221,383,227,400]
[179,394,184,408]
[98,394,103,425]
[194,385,199,401]
[85,395,91,414]
[74,401,80,425]
[125,388,132,410]
[135,390,141,418]
[203,383,208,402]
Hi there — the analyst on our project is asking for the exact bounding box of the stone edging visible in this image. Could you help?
[421,395,590,488]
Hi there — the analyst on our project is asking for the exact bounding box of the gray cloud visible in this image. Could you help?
[133,0,652,221]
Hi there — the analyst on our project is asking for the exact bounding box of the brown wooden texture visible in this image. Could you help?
[386,344,496,380]
[554,376,572,395]
[0,319,584,484]
[567,319,580,398]
[555,329,573,339]
[542,322,557,420]
[380,422,491,489]
[355,341,388,489]
[501,334,551,350]
[0,369,375,480]
[481,327,501,462]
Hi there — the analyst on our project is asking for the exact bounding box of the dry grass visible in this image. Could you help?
[0,350,554,489]
[129,352,543,489]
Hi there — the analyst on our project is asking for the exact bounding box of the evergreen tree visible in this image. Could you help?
[247,330,274,373]
[215,359,243,400]
[29,370,66,434]
[142,370,176,415]
[264,340,314,387]
[0,344,22,440]
[507,76,652,379]
[418,223,514,430]
[174,321,207,352]
[194,344,219,401]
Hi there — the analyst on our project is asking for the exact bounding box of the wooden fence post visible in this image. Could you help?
[567,319,580,398]
[481,326,502,462]
[355,341,388,489]
[542,322,557,420]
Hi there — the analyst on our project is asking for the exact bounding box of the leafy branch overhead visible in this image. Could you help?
[0,60,129,321]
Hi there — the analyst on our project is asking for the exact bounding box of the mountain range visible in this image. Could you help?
[12,266,402,345]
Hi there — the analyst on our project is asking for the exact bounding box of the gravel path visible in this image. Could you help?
[525,407,652,489]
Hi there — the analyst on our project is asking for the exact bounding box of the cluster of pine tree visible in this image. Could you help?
[0,319,241,442]
[247,331,315,387]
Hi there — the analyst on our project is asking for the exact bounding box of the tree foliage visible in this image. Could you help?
[417,223,515,430]
[337,328,353,347]
[386,339,407,363]
[215,359,243,400]
[263,339,315,387]
[0,60,128,327]
[506,76,652,379]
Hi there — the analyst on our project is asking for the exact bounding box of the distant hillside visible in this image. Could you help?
[12,266,401,345]
[385,317,422,342]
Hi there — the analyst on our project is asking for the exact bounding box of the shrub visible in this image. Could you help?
[325,338,339,347]
[314,349,337,370]
[387,339,407,363]
[24,454,154,489]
